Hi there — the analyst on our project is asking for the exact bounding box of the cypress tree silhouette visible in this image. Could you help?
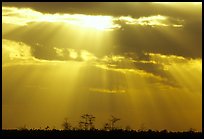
[45,126,50,130]
[103,122,111,131]
[110,115,120,130]
[103,115,120,131]
[62,118,72,130]
[18,125,28,131]
[79,114,95,130]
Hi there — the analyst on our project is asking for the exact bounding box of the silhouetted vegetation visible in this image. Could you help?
[78,114,96,130]
[18,125,28,131]
[1,114,202,139]
[1,129,202,139]
[103,115,120,131]
[62,118,72,130]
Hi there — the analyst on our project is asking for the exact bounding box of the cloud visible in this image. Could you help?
[2,7,121,30]
[3,38,201,91]
[146,52,187,65]
[53,48,98,61]
[95,63,165,84]
[89,88,126,94]
[2,39,100,67]
[2,4,201,91]
[9,41,98,62]
[2,6,201,59]
[2,39,39,67]
[94,52,201,89]
[68,49,78,59]
[0,38,165,89]
[2,39,33,60]
[53,47,64,57]
[2,39,80,67]
[72,50,201,95]
[152,2,202,5]
[3,7,184,29]
[2,2,201,19]
[80,50,97,61]
[117,15,184,27]
[2,7,42,26]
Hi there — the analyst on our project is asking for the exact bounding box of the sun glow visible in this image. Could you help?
[68,49,78,59]
[2,7,120,31]
[68,15,120,30]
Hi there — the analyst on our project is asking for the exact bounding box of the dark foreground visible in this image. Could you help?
[1,129,202,139]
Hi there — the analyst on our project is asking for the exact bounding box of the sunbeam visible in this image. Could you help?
[2,2,202,132]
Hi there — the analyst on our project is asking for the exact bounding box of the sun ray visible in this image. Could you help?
[2,3,202,131]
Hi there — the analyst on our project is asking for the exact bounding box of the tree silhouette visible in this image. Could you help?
[18,125,28,131]
[45,126,50,130]
[62,118,72,130]
[110,115,120,130]
[103,122,111,131]
[103,115,120,131]
[125,125,131,131]
[79,114,95,130]
[188,128,196,133]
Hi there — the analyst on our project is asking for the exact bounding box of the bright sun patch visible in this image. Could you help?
[67,15,120,30]
[2,7,121,31]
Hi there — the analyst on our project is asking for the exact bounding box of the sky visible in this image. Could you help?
[2,2,202,131]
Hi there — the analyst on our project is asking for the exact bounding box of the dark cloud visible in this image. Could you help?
[2,22,114,59]
[2,20,201,59]
[113,23,201,58]
[2,3,201,59]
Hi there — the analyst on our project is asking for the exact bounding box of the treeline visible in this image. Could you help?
[2,114,202,139]
[19,114,123,131]
[16,114,199,133]
[62,114,121,131]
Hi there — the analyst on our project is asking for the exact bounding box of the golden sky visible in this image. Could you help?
[2,2,202,131]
